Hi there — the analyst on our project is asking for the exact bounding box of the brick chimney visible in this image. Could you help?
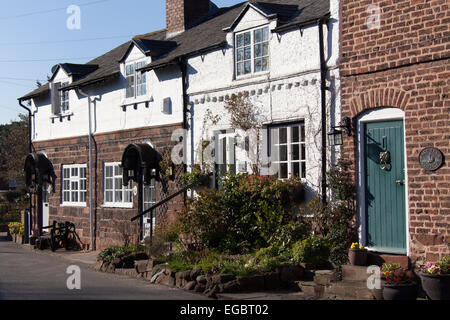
[166,0,211,37]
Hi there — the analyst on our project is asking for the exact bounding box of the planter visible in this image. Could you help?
[382,282,418,300]
[348,249,368,266]
[420,272,450,300]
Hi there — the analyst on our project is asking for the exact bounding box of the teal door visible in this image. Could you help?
[364,120,406,254]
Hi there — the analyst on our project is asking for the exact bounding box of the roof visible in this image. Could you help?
[19,0,329,101]
[142,0,330,71]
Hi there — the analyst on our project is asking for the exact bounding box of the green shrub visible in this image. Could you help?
[179,171,306,254]
[269,219,311,249]
[292,235,331,266]
[98,244,147,263]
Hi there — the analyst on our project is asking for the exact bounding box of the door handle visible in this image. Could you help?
[395,180,405,185]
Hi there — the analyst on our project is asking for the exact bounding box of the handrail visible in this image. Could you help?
[130,172,213,222]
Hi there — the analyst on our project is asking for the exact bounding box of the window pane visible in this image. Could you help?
[301,125,305,142]
[255,44,262,57]
[262,27,269,41]
[237,62,243,76]
[293,162,300,177]
[106,191,112,203]
[301,145,306,160]
[301,162,306,178]
[292,126,299,142]
[280,163,288,179]
[244,61,251,74]
[262,43,269,56]
[255,58,262,72]
[254,29,262,43]
[292,144,299,160]
[244,32,251,45]
[262,57,269,71]
[236,34,243,47]
[279,128,287,144]
[244,46,251,60]
[279,145,287,161]
[237,48,243,61]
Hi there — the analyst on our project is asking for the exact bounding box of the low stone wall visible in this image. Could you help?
[94,258,307,299]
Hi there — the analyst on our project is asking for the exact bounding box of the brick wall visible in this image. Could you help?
[340,0,450,264]
[32,123,184,250]
[166,0,210,35]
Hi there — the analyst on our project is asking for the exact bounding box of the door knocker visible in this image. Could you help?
[379,151,391,171]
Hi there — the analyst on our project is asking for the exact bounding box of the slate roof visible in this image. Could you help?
[19,0,329,101]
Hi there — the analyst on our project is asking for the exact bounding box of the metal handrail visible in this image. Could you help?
[130,172,213,222]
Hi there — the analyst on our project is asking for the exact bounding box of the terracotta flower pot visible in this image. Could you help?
[420,272,450,300]
[348,249,368,266]
[383,282,418,300]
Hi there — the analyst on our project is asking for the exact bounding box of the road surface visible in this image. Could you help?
[0,236,208,300]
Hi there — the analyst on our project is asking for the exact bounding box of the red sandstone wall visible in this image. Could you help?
[32,123,184,250]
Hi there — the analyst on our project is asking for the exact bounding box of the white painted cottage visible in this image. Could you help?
[18,0,340,250]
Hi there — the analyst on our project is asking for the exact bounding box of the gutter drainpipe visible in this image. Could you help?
[178,57,189,195]
[77,88,95,251]
[318,18,328,205]
[18,99,33,242]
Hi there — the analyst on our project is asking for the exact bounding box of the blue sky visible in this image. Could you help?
[0,0,243,125]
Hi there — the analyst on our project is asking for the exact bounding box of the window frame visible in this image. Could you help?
[125,60,147,99]
[60,82,70,113]
[61,164,87,207]
[235,25,270,78]
[103,162,133,208]
[269,122,307,180]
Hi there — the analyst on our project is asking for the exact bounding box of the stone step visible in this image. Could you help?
[368,253,410,269]
[342,265,371,282]
[324,280,381,300]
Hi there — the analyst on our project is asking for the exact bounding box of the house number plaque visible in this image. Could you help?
[419,147,443,172]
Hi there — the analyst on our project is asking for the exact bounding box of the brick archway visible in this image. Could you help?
[349,88,410,118]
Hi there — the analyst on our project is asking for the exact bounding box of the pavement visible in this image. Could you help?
[0,237,209,300]
[0,233,313,300]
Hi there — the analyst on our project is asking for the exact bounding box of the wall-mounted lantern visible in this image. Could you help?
[328,116,352,147]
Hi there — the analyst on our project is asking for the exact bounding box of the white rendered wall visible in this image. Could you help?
[185,3,341,199]
[31,44,183,142]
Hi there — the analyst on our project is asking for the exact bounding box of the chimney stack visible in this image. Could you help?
[166,0,211,37]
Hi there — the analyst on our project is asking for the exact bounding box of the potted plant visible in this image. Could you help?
[419,256,450,300]
[348,242,368,266]
[381,263,417,300]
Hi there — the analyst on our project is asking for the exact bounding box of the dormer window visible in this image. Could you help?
[60,82,69,112]
[125,61,147,99]
[235,26,269,76]
[51,81,69,115]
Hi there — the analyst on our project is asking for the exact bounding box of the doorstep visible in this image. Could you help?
[367,252,410,269]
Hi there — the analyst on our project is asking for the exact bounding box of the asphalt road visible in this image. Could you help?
[0,237,208,300]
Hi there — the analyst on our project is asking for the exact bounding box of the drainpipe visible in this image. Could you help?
[178,57,189,197]
[318,18,328,205]
[77,88,95,251]
[18,99,33,242]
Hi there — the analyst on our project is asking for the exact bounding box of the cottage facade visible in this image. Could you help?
[19,0,340,250]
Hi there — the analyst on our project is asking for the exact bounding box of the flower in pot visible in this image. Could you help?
[419,256,450,300]
[348,242,368,266]
[381,263,417,300]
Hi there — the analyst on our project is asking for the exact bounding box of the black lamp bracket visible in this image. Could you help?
[332,116,352,136]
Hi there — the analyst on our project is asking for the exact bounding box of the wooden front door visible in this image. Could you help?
[364,120,407,254]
